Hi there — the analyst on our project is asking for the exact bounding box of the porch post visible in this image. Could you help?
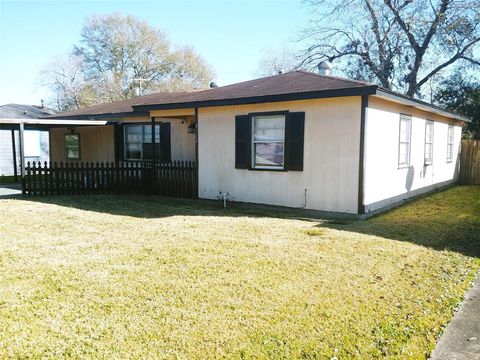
[11,128,18,182]
[151,116,156,194]
[194,108,199,199]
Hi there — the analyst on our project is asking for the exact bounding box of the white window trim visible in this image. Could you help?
[447,125,454,163]
[398,114,412,169]
[251,114,285,170]
[424,120,434,166]
[65,133,80,160]
[124,124,160,161]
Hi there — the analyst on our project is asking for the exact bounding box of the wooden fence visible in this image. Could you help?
[459,140,480,185]
[22,160,197,198]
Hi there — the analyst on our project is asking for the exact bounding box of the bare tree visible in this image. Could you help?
[257,47,302,76]
[300,0,480,97]
[42,13,214,109]
[40,54,95,111]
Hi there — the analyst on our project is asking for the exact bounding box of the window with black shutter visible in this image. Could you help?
[251,114,285,169]
[120,123,171,162]
[234,111,305,171]
[159,122,171,162]
[235,115,250,169]
[284,112,305,171]
[114,123,124,161]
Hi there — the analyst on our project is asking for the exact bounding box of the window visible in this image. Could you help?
[398,114,412,168]
[251,114,285,169]
[235,112,304,171]
[65,134,80,160]
[424,120,434,165]
[447,125,454,162]
[124,124,160,160]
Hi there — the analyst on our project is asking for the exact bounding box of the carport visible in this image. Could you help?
[0,117,197,198]
[0,118,109,182]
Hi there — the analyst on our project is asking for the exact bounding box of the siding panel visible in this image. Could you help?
[363,96,462,212]
[198,97,362,214]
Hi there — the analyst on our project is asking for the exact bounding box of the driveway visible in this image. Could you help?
[430,273,480,359]
[0,183,22,198]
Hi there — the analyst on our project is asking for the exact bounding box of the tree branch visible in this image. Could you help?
[416,38,480,89]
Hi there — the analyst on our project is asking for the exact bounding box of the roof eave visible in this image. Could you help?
[375,89,471,123]
[45,111,150,120]
[132,86,378,112]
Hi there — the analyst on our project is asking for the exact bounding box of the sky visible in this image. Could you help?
[0,0,310,106]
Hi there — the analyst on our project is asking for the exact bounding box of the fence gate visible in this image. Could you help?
[459,140,480,185]
[22,160,197,198]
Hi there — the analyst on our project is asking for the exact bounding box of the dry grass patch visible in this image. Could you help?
[0,186,479,358]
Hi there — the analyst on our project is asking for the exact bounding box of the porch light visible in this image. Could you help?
[188,122,197,134]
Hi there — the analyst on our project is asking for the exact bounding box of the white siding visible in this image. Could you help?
[0,129,49,176]
[363,97,462,212]
[198,97,362,214]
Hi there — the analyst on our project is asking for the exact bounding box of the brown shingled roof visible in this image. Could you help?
[134,71,375,107]
[47,71,377,118]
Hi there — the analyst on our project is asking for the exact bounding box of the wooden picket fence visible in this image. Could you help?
[459,140,480,185]
[22,160,197,198]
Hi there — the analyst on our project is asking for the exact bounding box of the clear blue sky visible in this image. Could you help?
[0,0,309,106]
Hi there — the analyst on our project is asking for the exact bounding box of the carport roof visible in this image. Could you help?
[0,118,111,130]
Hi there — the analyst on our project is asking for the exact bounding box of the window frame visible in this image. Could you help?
[424,120,434,166]
[447,124,454,163]
[64,133,81,160]
[250,111,287,170]
[123,123,160,161]
[398,114,412,169]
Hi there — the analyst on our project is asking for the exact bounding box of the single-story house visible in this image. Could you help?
[37,70,467,215]
[0,104,56,179]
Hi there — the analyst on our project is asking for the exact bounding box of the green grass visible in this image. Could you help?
[0,175,18,185]
[0,186,479,359]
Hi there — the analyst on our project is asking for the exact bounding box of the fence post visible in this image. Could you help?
[53,162,58,195]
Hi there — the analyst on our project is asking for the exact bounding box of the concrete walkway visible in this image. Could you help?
[0,183,22,198]
[430,272,480,359]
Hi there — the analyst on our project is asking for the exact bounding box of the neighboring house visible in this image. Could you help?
[0,104,56,177]
[42,70,467,215]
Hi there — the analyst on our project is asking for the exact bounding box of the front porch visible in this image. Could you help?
[0,110,198,198]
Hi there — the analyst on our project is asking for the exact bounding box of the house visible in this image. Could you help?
[32,70,467,215]
[0,104,56,179]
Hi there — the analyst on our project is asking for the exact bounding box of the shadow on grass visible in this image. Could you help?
[18,193,320,221]
[9,186,480,258]
[320,186,480,258]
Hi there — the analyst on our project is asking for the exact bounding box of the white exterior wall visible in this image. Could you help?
[0,129,49,176]
[198,97,362,214]
[363,96,462,212]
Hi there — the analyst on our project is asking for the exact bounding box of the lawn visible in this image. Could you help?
[0,186,479,359]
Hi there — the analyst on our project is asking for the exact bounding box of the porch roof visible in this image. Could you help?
[0,118,112,130]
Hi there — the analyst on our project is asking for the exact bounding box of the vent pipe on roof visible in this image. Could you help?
[318,61,333,76]
[210,82,218,88]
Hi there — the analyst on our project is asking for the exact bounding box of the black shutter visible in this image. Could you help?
[235,115,251,169]
[114,123,124,161]
[159,122,171,162]
[285,112,305,171]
